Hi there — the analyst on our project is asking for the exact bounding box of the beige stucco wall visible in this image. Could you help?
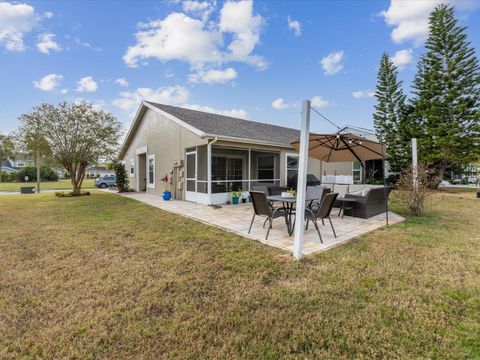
[321,161,353,176]
[122,108,207,198]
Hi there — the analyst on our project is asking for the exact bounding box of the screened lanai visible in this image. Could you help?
[184,145,281,205]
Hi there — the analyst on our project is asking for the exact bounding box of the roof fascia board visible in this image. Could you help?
[118,103,146,159]
[203,133,294,149]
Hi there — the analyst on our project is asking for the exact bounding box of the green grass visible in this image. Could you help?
[0,179,95,192]
[0,191,479,359]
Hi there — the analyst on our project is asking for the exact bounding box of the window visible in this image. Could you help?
[257,155,274,181]
[286,154,299,187]
[147,154,155,189]
[130,159,135,177]
[16,161,25,167]
[353,161,362,183]
[211,155,244,193]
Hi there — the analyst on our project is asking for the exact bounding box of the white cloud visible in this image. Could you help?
[0,2,37,51]
[219,0,266,69]
[60,88,68,94]
[320,51,344,75]
[33,73,63,91]
[74,98,106,112]
[390,48,413,70]
[272,98,290,110]
[124,0,266,72]
[112,86,189,111]
[36,33,61,54]
[115,78,129,87]
[182,0,215,21]
[183,104,249,119]
[189,67,237,84]
[311,96,329,108]
[43,11,53,19]
[287,16,301,36]
[76,76,98,92]
[380,0,480,46]
[352,90,375,99]
[123,13,222,67]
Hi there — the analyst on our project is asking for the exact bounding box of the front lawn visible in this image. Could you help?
[0,191,479,358]
[0,179,95,192]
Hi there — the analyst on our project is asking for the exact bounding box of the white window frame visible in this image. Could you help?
[130,158,135,177]
[285,153,299,185]
[352,161,362,184]
[147,154,155,189]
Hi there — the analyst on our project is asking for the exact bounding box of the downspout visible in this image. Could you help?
[207,137,218,205]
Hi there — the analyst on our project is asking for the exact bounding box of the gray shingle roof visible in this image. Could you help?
[147,102,299,146]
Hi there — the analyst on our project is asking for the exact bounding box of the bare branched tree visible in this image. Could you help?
[396,163,436,216]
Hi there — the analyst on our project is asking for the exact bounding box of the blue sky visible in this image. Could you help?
[1,0,479,135]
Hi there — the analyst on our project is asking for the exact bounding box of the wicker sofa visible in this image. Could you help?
[322,184,393,219]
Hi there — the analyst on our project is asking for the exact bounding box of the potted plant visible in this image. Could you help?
[231,189,241,204]
[162,174,172,201]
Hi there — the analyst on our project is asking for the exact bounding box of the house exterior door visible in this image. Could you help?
[185,151,197,202]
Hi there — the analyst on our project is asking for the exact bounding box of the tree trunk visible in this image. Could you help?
[71,163,87,195]
[36,149,41,193]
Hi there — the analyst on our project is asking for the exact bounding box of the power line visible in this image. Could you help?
[310,105,341,130]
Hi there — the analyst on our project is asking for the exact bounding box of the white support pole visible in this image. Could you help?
[207,142,212,204]
[293,100,311,260]
[412,138,418,192]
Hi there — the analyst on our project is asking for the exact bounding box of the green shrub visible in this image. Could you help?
[16,166,59,182]
[0,171,16,182]
[55,191,90,197]
[114,162,129,192]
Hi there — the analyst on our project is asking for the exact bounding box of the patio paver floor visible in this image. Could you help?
[117,192,405,255]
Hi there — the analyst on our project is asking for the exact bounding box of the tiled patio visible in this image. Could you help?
[116,192,405,255]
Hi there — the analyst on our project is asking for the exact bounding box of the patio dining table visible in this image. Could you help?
[267,194,319,236]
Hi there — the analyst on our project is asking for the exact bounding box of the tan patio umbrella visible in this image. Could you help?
[290,132,386,163]
[291,131,389,225]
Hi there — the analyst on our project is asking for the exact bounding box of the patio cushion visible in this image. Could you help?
[334,184,349,198]
[348,184,366,193]
[349,190,363,196]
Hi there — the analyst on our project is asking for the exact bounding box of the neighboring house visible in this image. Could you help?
[119,102,382,205]
[1,159,19,173]
[1,155,35,173]
[86,166,114,178]
[450,162,479,183]
[52,167,68,179]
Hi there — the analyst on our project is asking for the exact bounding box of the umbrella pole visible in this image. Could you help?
[293,100,311,260]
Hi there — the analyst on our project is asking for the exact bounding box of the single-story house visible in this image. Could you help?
[119,101,384,205]
[1,155,35,173]
[86,166,114,178]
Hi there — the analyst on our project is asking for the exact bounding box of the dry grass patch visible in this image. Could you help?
[0,191,479,359]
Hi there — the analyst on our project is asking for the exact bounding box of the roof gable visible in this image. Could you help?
[147,102,300,145]
[119,101,301,158]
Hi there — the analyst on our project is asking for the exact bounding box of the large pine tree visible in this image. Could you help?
[373,53,409,173]
[412,4,480,179]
